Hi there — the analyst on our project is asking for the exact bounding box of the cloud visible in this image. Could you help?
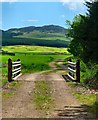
[60,0,94,11]
[60,0,93,3]
[67,2,77,10]
[0,0,93,2]
[1,0,18,1]
[60,0,86,11]
[23,19,39,22]
[60,0,84,3]
[0,0,58,2]
[0,0,94,3]
[61,14,65,18]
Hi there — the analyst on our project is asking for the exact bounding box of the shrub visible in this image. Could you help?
[80,60,98,88]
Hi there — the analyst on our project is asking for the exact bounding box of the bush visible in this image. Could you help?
[80,60,98,88]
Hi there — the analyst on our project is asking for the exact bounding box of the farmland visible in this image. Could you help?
[2,45,71,86]
[2,45,69,54]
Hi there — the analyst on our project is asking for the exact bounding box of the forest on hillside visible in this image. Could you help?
[2,25,70,47]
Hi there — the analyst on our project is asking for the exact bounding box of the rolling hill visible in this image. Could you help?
[2,25,70,47]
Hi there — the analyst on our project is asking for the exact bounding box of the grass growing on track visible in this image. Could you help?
[33,80,53,111]
[2,81,21,99]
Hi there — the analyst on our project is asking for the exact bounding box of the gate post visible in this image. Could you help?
[76,59,80,82]
[8,58,12,82]
[17,59,21,75]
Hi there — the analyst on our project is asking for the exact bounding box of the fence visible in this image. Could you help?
[8,58,22,82]
[67,59,80,82]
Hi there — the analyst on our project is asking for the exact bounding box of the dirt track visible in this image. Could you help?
[2,60,96,119]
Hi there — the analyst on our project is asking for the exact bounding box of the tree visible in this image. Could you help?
[66,1,98,63]
[66,15,87,59]
[84,1,98,63]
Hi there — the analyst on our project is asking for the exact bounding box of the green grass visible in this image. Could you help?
[2,81,21,99]
[2,53,68,86]
[8,81,21,88]
[1,54,62,86]
[2,54,67,73]
[74,93,96,106]
[2,45,69,54]
[74,92,98,114]
[2,45,70,86]
[3,92,15,98]
[33,80,53,111]
[68,82,98,115]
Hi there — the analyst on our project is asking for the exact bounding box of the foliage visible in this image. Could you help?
[66,1,98,64]
[2,37,69,48]
[80,60,98,88]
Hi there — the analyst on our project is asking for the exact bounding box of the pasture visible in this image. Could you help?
[2,45,69,54]
[2,45,71,86]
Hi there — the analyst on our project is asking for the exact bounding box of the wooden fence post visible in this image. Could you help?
[17,59,20,75]
[8,58,12,82]
[68,58,72,62]
[76,59,80,82]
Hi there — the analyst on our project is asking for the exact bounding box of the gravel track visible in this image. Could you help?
[2,60,96,119]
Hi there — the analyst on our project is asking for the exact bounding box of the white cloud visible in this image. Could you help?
[60,0,93,3]
[0,0,18,2]
[60,0,84,3]
[0,0,93,2]
[0,0,56,1]
[61,14,65,18]
[60,0,94,10]
[23,19,39,22]
[68,2,77,10]
[0,0,58,2]
[60,0,86,10]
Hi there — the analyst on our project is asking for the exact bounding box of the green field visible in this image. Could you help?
[2,45,69,54]
[2,45,71,86]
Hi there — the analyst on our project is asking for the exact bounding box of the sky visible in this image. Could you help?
[1,0,88,30]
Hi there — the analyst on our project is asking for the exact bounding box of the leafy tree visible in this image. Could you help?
[66,15,87,59]
[84,1,98,63]
[66,1,98,63]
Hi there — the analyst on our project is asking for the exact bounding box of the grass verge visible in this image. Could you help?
[68,82,98,116]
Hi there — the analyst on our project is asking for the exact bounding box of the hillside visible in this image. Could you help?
[7,25,66,34]
[2,25,70,47]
